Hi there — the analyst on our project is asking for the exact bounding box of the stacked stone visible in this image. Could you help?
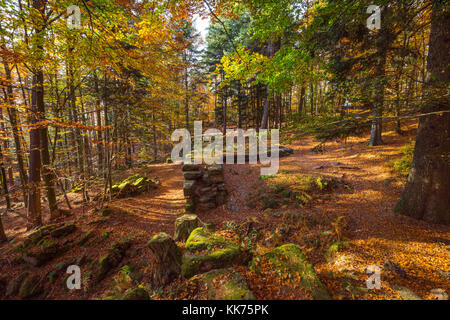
[182,163,228,213]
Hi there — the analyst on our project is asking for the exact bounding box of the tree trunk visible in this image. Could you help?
[0,212,7,243]
[395,1,450,225]
[298,85,305,114]
[260,87,270,130]
[3,61,28,207]
[28,70,43,227]
[39,91,59,219]
[27,0,47,227]
[368,6,395,146]
[0,143,11,210]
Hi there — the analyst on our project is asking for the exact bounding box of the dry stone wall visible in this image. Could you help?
[182,164,228,213]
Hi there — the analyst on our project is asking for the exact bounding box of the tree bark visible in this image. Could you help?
[2,61,28,207]
[396,1,450,225]
[28,70,43,227]
[27,0,47,227]
[0,212,7,243]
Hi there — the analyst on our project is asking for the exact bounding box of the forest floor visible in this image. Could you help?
[1,120,449,300]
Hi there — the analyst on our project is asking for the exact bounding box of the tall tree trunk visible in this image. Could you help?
[260,87,270,129]
[27,0,47,228]
[28,70,43,227]
[185,63,189,130]
[396,1,450,225]
[298,85,305,114]
[368,50,387,146]
[3,61,28,207]
[39,90,59,219]
[368,6,395,146]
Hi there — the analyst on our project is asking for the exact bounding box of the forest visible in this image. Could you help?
[0,0,448,302]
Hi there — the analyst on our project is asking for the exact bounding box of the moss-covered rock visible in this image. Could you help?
[22,238,69,267]
[101,208,113,216]
[250,244,331,300]
[174,214,199,242]
[110,174,159,199]
[147,232,182,286]
[5,272,28,297]
[122,287,150,300]
[18,274,43,299]
[181,228,252,279]
[77,230,94,246]
[95,240,132,282]
[50,224,76,238]
[23,224,58,248]
[191,269,256,300]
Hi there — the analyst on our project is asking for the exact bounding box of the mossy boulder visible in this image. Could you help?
[250,244,331,300]
[77,230,94,246]
[147,233,182,286]
[50,224,76,238]
[95,240,132,282]
[23,224,58,248]
[122,287,150,300]
[101,208,113,216]
[190,268,255,300]
[6,272,28,297]
[181,228,252,279]
[22,238,69,267]
[174,214,199,242]
[110,174,159,198]
[18,274,43,299]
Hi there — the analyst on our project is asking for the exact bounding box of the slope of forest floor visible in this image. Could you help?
[0,120,449,300]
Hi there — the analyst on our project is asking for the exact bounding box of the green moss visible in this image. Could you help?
[18,274,42,299]
[95,240,131,282]
[101,208,112,217]
[50,224,76,238]
[389,140,414,177]
[325,241,348,261]
[185,228,228,252]
[251,244,330,300]
[394,198,405,215]
[77,230,94,246]
[182,228,251,278]
[122,287,150,300]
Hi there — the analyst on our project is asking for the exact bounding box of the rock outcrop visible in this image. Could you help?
[181,228,251,278]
